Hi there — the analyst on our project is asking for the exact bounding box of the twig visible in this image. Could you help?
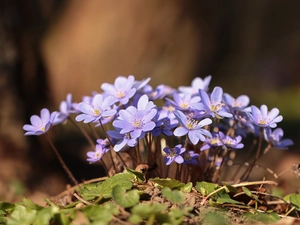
[73,193,92,205]
[200,180,278,205]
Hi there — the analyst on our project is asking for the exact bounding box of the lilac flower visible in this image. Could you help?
[200,132,223,151]
[96,138,110,149]
[179,75,212,95]
[53,93,75,125]
[247,105,283,128]
[163,144,186,165]
[112,94,157,139]
[196,87,233,118]
[133,77,151,91]
[182,150,199,165]
[23,108,57,135]
[87,143,110,163]
[72,95,92,113]
[152,117,177,137]
[157,102,176,121]
[75,94,116,123]
[173,110,212,145]
[219,131,244,149]
[101,75,136,104]
[264,128,293,149]
[167,93,200,111]
[148,84,176,100]
[107,129,137,152]
[223,93,250,110]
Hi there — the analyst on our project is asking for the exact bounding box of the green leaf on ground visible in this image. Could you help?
[7,205,36,225]
[290,193,300,211]
[112,185,140,208]
[195,181,219,196]
[126,167,145,182]
[161,187,184,204]
[180,182,192,192]
[83,203,119,224]
[81,172,133,200]
[244,211,280,223]
[130,203,168,224]
[149,178,184,189]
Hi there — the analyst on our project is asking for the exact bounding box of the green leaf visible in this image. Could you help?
[180,182,192,193]
[161,187,184,204]
[195,181,218,196]
[241,186,252,197]
[290,193,300,211]
[222,183,238,193]
[244,211,280,223]
[168,208,184,225]
[129,214,143,224]
[22,198,43,211]
[0,201,15,213]
[81,172,133,200]
[149,178,184,189]
[201,211,229,225]
[130,203,170,224]
[83,203,118,223]
[7,205,36,225]
[126,167,145,182]
[112,185,140,208]
[34,207,54,225]
[216,196,244,205]
[131,203,167,218]
[283,193,293,203]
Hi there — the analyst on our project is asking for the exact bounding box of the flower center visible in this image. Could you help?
[169,148,177,157]
[258,118,267,125]
[116,91,125,99]
[95,151,102,159]
[180,102,190,109]
[183,152,191,161]
[93,109,101,116]
[186,119,197,130]
[132,119,142,128]
[210,104,221,112]
[232,100,241,108]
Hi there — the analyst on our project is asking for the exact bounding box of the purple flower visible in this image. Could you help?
[101,75,136,104]
[23,108,57,135]
[96,138,110,149]
[179,75,212,95]
[133,77,151,91]
[53,93,75,125]
[87,143,110,163]
[196,87,233,118]
[152,117,177,137]
[163,144,186,165]
[200,132,223,151]
[247,105,283,128]
[264,128,293,149]
[182,150,199,165]
[219,131,244,149]
[107,129,137,152]
[173,110,212,145]
[167,93,200,111]
[148,84,176,100]
[75,94,116,123]
[157,102,176,121]
[112,94,157,139]
[223,93,250,110]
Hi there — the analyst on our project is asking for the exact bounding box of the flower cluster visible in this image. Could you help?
[23,75,293,183]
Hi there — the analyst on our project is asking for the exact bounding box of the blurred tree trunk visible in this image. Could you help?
[0,0,65,201]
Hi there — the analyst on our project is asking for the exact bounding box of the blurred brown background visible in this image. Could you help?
[0,0,299,203]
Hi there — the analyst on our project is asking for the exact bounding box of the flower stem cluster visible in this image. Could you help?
[23,75,293,184]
